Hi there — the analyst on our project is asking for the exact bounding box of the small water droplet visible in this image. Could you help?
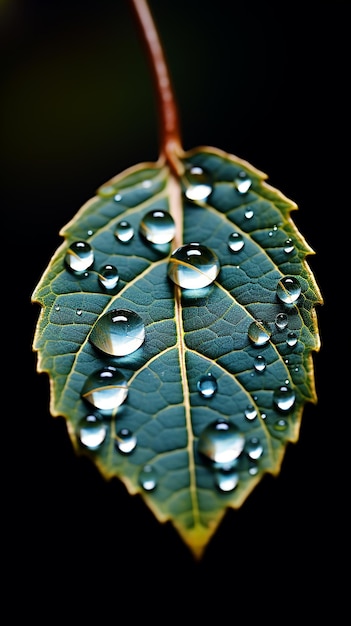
[253,355,266,372]
[283,238,295,254]
[273,418,288,431]
[273,385,295,412]
[64,241,94,274]
[276,276,302,304]
[244,209,254,219]
[286,332,298,347]
[228,232,245,252]
[167,243,220,289]
[198,418,245,467]
[114,193,122,202]
[115,428,137,454]
[89,309,145,356]
[87,229,94,236]
[81,366,128,412]
[235,171,252,194]
[184,165,212,200]
[139,464,157,491]
[115,220,134,243]
[244,405,257,421]
[215,466,239,492]
[55,304,60,311]
[98,264,119,290]
[139,209,175,244]
[76,309,82,316]
[78,414,107,450]
[248,320,271,347]
[275,312,288,330]
[197,373,218,398]
[246,437,263,460]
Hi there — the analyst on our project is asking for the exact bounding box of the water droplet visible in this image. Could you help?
[115,428,137,454]
[89,309,145,357]
[228,232,245,252]
[76,309,82,316]
[275,312,288,330]
[244,405,257,421]
[139,464,157,491]
[248,320,271,347]
[167,243,220,289]
[198,418,245,467]
[235,171,252,194]
[246,437,263,460]
[98,264,119,290]
[286,332,298,347]
[115,220,134,243]
[244,209,254,219]
[81,366,128,412]
[64,241,94,274]
[283,238,294,254]
[215,467,239,492]
[254,355,266,372]
[184,165,212,200]
[276,276,302,304]
[139,209,175,244]
[268,225,278,237]
[78,414,107,450]
[273,418,288,431]
[87,229,94,236]
[197,373,218,398]
[114,193,122,202]
[55,304,60,311]
[273,385,295,412]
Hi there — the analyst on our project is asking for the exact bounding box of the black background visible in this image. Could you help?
[4,0,346,617]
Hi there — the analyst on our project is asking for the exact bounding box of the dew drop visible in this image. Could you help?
[81,366,128,412]
[215,466,239,492]
[197,373,218,398]
[115,428,137,454]
[253,355,266,372]
[248,320,271,347]
[98,264,119,290]
[273,418,288,431]
[64,241,94,274]
[198,418,245,467]
[114,193,122,202]
[275,312,288,330]
[246,437,263,460]
[89,309,145,357]
[76,309,82,316]
[273,385,296,412]
[244,209,254,219]
[234,171,252,194]
[244,405,257,421]
[184,165,212,200]
[115,220,134,243]
[139,209,175,244]
[283,238,295,254]
[139,464,157,491]
[276,276,302,304]
[286,332,298,347]
[167,243,220,289]
[55,304,60,311]
[228,232,245,252]
[78,414,107,450]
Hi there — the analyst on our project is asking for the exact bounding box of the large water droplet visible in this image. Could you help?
[115,428,137,454]
[139,209,175,244]
[139,465,157,491]
[64,241,94,274]
[273,385,296,412]
[167,243,220,289]
[215,467,239,492]
[275,312,288,330]
[197,373,218,398]
[198,418,245,467]
[276,276,302,304]
[234,171,252,194]
[98,264,119,290]
[81,366,128,412]
[89,309,145,356]
[184,165,212,200]
[228,232,245,253]
[244,405,257,421]
[78,414,107,449]
[248,320,271,347]
[115,220,134,243]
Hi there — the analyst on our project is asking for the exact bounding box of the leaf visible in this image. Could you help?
[31,145,322,558]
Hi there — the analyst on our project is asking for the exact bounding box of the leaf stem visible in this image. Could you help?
[129,0,184,175]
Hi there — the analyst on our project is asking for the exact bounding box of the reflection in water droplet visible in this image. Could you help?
[167,243,220,289]
[81,366,128,412]
[98,265,119,290]
[283,238,294,254]
[228,232,245,252]
[275,312,288,330]
[197,373,218,398]
[115,428,137,454]
[276,276,302,304]
[215,466,239,492]
[139,209,175,244]
[246,437,263,460]
[235,171,252,194]
[273,418,288,431]
[254,355,266,372]
[139,465,157,491]
[89,309,145,356]
[286,332,298,347]
[78,414,107,449]
[273,385,295,411]
[64,241,94,273]
[244,209,254,219]
[198,418,245,467]
[248,320,271,347]
[244,405,257,421]
[115,220,134,242]
[184,165,213,200]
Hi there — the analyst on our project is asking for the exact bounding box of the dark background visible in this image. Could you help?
[3,0,346,616]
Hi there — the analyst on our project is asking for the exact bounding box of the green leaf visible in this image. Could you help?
[31,145,322,558]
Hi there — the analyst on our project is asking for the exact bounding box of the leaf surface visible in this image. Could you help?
[32,145,322,557]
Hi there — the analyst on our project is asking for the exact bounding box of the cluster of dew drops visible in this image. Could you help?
[61,164,303,494]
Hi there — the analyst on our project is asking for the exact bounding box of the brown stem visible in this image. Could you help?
[129,0,184,174]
